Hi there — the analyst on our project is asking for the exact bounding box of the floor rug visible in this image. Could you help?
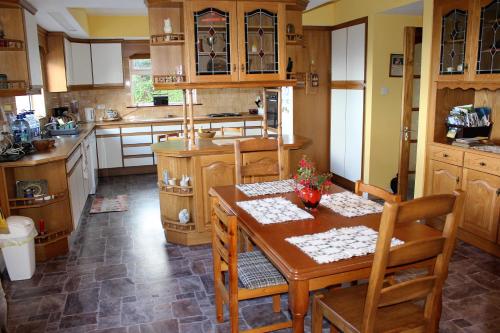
[90,195,128,213]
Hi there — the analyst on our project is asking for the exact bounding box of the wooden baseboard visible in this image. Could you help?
[331,174,355,192]
[98,165,156,177]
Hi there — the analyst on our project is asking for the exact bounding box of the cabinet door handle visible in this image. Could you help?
[443,153,449,158]
[241,64,245,73]
[497,188,500,196]
[233,64,237,72]
[456,176,460,184]
[479,162,487,166]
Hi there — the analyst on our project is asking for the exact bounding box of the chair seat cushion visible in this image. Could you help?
[317,284,426,333]
[238,250,286,290]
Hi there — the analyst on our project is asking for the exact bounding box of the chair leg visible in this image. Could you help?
[272,295,281,312]
[229,296,239,333]
[215,281,224,323]
[311,294,324,333]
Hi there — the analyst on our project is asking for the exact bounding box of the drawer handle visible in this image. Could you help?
[497,189,500,196]
[479,162,487,167]
[456,176,460,184]
[443,153,449,158]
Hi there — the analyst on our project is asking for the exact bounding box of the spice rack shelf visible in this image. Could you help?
[9,192,67,210]
[154,74,186,84]
[158,182,193,197]
[161,216,196,233]
[150,33,185,46]
[0,39,24,51]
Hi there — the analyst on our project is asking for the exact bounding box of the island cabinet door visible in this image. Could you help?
[425,159,462,195]
[185,1,239,83]
[236,1,286,81]
[460,168,500,242]
[193,154,235,230]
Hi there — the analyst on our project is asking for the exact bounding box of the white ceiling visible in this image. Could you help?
[29,0,147,38]
[306,0,335,11]
[384,1,423,16]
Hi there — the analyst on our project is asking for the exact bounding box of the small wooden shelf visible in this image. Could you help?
[35,229,69,245]
[287,72,306,87]
[158,182,193,197]
[161,216,196,233]
[286,34,304,45]
[0,39,24,51]
[150,33,185,45]
[0,80,27,96]
[9,192,67,210]
[154,74,186,84]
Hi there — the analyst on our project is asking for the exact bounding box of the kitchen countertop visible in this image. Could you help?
[0,123,96,168]
[151,134,309,157]
[94,114,263,126]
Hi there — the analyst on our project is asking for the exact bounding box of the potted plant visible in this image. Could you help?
[294,156,332,211]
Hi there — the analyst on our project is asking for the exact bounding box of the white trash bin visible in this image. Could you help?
[0,216,37,281]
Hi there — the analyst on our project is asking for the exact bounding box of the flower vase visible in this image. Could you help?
[298,187,322,211]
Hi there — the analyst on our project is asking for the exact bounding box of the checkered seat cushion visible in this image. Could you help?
[237,250,286,290]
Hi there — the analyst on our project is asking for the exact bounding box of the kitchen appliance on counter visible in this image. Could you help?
[266,91,279,129]
[83,108,95,122]
[153,96,169,106]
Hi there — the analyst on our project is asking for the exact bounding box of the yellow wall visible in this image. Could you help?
[303,0,432,196]
[87,16,149,38]
[369,14,423,190]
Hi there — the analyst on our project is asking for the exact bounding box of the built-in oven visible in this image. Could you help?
[266,91,278,129]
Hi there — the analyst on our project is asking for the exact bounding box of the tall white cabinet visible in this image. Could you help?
[330,23,366,183]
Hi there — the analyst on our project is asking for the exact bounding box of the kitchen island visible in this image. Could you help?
[152,135,308,245]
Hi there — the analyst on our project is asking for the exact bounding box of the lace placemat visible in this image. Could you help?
[286,226,404,264]
[236,179,296,197]
[320,192,383,218]
[236,197,313,225]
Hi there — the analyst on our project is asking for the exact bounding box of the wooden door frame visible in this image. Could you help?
[327,17,368,191]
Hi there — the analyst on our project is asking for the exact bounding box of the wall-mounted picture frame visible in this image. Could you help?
[389,53,404,77]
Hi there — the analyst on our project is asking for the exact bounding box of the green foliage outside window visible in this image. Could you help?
[130,59,184,106]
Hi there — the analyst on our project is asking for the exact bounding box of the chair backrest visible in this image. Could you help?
[221,126,244,137]
[157,133,180,142]
[355,180,402,203]
[362,191,465,332]
[234,137,284,184]
[211,197,239,293]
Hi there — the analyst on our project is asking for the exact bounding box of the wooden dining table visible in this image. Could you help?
[209,184,442,333]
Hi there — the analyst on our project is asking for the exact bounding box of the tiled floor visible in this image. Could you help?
[3,175,500,333]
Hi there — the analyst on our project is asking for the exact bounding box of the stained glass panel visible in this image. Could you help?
[244,9,279,74]
[439,9,468,75]
[194,8,231,76]
[477,0,500,74]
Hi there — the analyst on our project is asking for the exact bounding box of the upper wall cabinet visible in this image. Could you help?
[434,0,499,84]
[331,23,366,82]
[185,1,239,83]
[0,2,43,96]
[70,42,93,85]
[236,2,286,81]
[91,42,124,86]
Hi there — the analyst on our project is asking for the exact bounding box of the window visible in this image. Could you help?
[129,59,186,106]
[15,89,46,117]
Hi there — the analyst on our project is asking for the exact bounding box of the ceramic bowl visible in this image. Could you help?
[33,139,55,152]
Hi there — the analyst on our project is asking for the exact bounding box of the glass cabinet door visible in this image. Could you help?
[238,2,285,81]
[187,2,238,82]
[476,0,499,75]
[439,8,469,75]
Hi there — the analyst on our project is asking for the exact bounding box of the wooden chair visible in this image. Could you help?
[221,126,244,137]
[312,191,465,333]
[211,196,292,333]
[157,133,180,142]
[355,180,402,203]
[234,137,284,185]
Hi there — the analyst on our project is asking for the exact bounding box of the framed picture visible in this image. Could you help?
[389,54,404,77]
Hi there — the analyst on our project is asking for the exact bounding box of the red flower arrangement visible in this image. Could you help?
[294,156,332,210]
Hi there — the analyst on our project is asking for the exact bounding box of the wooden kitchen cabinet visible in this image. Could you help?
[460,168,500,242]
[193,154,235,229]
[236,1,286,81]
[185,1,239,83]
[68,157,85,230]
[0,2,42,96]
[425,159,462,195]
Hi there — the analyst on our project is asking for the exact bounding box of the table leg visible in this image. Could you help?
[288,280,310,333]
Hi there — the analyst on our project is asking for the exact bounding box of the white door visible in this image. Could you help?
[346,24,366,81]
[330,89,347,177]
[97,137,123,169]
[70,42,93,85]
[88,131,98,194]
[91,43,124,85]
[344,89,364,182]
[23,10,42,87]
[331,28,347,81]
[64,38,73,86]
[68,158,84,230]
